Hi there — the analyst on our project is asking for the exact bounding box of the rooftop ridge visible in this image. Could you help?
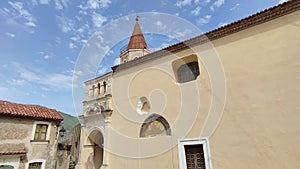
[0,100,63,121]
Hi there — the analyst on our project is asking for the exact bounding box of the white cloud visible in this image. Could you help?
[69,42,77,49]
[86,0,112,9]
[43,55,51,59]
[32,0,38,5]
[155,21,167,30]
[81,39,87,44]
[194,0,210,5]
[160,42,172,49]
[17,66,72,89]
[53,0,69,10]
[197,15,211,25]
[25,21,36,27]
[64,57,75,65]
[39,0,50,5]
[0,86,29,100]
[176,0,192,7]
[8,79,26,86]
[6,32,16,38]
[279,0,288,4]
[19,69,40,81]
[210,0,225,11]
[8,1,37,28]
[218,22,228,27]
[113,58,120,65]
[54,0,63,9]
[214,0,225,7]
[99,0,112,7]
[92,12,107,28]
[230,3,240,11]
[191,6,201,16]
[70,36,80,42]
[97,67,108,75]
[61,0,69,7]
[38,51,51,59]
[169,29,192,39]
[57,15,75,33]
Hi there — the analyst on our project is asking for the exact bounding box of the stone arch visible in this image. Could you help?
[85,127,104,146]
[140,114,171,137]
[85,128,104,169]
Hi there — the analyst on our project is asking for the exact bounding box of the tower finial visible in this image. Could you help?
[136,16,140,22]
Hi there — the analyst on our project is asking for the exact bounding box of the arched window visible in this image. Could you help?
[103,81,107,93]
[97,83,101,95]
[136,97,150,115]
[92,85,95,96]
[177,62,199,83]
[140,114,171,137]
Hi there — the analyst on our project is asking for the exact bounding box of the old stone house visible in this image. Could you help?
[76,1,300,169]
[0,100,63,169]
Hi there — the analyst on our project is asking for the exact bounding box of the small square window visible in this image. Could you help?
[172,55,200,84]
[34,124,48,140]
[177,62,200,83]
[28,162,42,169]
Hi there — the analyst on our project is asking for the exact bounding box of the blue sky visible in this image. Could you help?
[0,0,287,116]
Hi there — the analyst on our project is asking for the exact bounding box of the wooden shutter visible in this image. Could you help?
[184,144,206,169]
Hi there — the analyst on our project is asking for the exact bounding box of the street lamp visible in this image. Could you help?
[59,126,66,138]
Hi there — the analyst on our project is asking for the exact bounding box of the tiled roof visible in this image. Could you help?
[0,144,27,155]
[126,20,149,50]
[112,0,300,72]
[0,151,26,155]
[0,100,63,121]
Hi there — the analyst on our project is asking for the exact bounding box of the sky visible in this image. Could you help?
[0,0,288,116]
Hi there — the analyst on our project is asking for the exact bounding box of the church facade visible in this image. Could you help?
[76,1,300,169]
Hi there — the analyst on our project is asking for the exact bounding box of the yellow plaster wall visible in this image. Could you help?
[78,10,300,169]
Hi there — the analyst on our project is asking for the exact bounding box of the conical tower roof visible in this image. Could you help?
[127,17,149,50]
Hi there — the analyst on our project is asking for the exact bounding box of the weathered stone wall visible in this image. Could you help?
[0,116,60,169]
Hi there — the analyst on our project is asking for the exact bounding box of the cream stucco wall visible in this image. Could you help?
[108,10,300,169]
[78,10,300,169]
[208,11,300,169]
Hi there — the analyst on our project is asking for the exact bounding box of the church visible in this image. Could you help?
[75,1,300,169]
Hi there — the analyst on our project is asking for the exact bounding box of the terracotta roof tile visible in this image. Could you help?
[127,21,149,50]
[0,144,27,155]
[0,151,26,155]
[0,100,63,121]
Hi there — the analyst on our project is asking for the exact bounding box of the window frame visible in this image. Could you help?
[178,138,212,169]
[0,165,14,169]
[177,61,200,83]
[140,114,171,138]
[172,55,201,84]
[28,162,42,169]
[26,160,45,169]
[31,121,51,143]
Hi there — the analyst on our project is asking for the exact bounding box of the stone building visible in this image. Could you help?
[69,124,81,169]
[0,100,63,169]
[76,1,300,169]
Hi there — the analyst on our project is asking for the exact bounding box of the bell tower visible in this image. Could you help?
[120,16,150,63]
